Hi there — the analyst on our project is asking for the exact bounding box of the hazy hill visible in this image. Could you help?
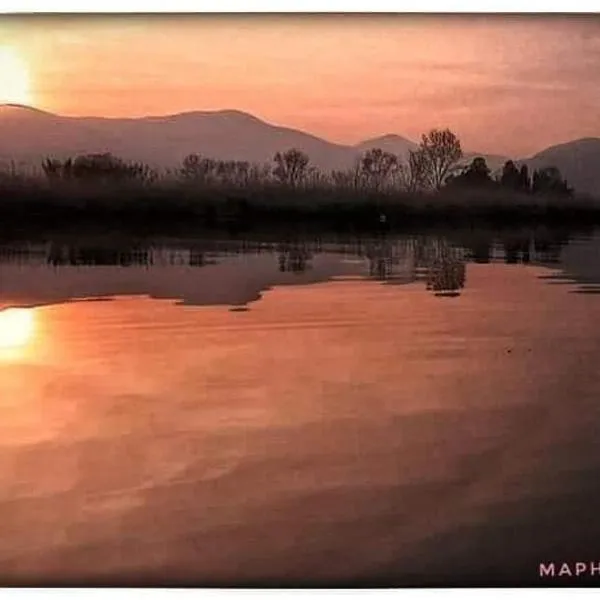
[0,104,355,172]
[526,138,600,196]
[355,134,418,159]
[0,104,597,195]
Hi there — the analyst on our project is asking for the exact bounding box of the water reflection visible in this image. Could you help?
[0,226,597,310]
[0,308,36,360]
[2,228,600,586]
[426,257,466,297]
[47,244,153,267]
[277,243,313,274]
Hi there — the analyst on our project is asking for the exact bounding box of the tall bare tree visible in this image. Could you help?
[359,148,398,192]
[273,148,310,188]
[419,129,463,190]
[180,154,217,183]
[406,149,430,192]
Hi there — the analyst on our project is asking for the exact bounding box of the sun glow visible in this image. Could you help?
[0,47,32,106]
[0,309,35,351]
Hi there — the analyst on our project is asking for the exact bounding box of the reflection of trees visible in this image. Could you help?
[501,232,566,265]
[365,237,469,285]
[277,243,312,273]
[450,228,569,267]
[532,242,561,265]
[370,256,392,280]
[16,230,576,286]
[532,230,569,265]
[414,238,467,295]
[503,238,531,264]
[426,256,466,295]
[468,239,491,264]
[189,249,206,267]
[47,243,152,267]
[366,240,394,280]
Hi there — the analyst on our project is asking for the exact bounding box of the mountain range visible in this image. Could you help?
[0,103,598,195]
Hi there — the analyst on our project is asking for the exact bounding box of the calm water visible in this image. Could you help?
[1,229,600,586]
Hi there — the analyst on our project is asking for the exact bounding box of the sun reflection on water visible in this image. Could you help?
[0,308,36,359]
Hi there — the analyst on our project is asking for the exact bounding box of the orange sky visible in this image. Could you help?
[1,14,599,156]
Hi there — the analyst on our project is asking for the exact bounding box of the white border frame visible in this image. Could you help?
[0,1,598,13]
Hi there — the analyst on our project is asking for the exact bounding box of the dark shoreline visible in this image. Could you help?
[2,193,600,243]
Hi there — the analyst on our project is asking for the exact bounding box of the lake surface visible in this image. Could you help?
[1,229,600,586]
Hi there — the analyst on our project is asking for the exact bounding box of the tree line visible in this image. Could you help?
[37,128,573,197]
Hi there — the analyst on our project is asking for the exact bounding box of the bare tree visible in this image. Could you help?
[249,162,272,185]
[351,158,364,191]
[359,148,398,192]
[42,158,67,181]
[180,154,203,181]
[42,153,151,184]
[305,166,326,188]
[390,161,408,191]
[331,169,353,189]
[273,148,310,188]
[500,159,520,190]
[180,154,218,184]
[331,162,364,191]
[419,129,463,190]
[405,149,430,193]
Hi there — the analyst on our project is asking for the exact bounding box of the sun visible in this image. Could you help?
[0,308,35,351]
[0,47,32,106]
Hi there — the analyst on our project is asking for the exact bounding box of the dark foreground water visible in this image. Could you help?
[1,228,600,587]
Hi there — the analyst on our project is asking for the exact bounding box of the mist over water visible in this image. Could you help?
[1,228,600,586]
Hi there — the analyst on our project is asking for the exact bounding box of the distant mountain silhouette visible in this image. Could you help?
[355,134,417,158]
[0,104,355,172]
[0,104,597,194]
[526,138,600,196]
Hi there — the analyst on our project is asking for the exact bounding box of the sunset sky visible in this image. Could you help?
[1,14,599,156]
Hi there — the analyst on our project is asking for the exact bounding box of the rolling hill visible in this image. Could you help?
[0,104,356,173]
[526,138,600,196]
[355,134,417,159]
[0,104,597,195]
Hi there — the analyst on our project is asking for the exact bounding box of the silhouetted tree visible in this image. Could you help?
[406,149,429,193]
[306,166,326,188]
[331,169,353,189]
[446,156,493,188]
[233,161,251,186]
[419,128,463,190]
[532,166,571,195]
[467,156,492,183]
[72,154,126,181]
[519,164,530,192]
[42,153,153,184]
[359,148,398,192]
[249,163,272,185]
[500,160,521,190]
[180,154,217,183]
[41,158,66,181]
[330,160,364,191]
[273,148,310,188]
